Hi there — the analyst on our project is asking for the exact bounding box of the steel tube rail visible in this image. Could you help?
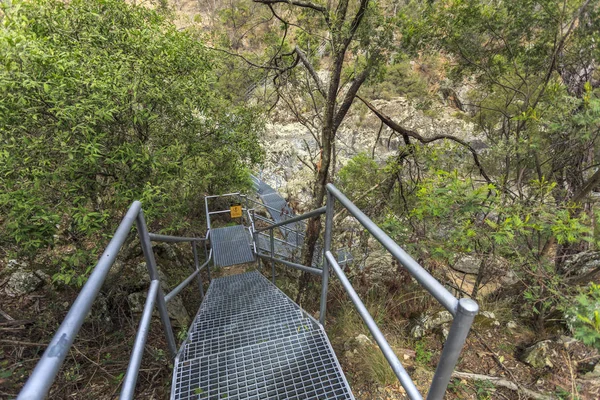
[257,248,292,260]
[209,209,248,215]
[204,196,211,230]
[270,228,276,284]
[257,254,322,276]
[325,251,422,400]
[255,206,326,233]
[254,218,307,239]
[17,201,142,400]
[320,192,334,326]
[192,242,204,299]
[257,231,301,247]
[254,215,305,235]
[244,197,282,214]
[204,192,240,199]
[427,298,478,400]
[136,211,177,358]
[326,184,459,314]
[120,280,159,400]
[149,233,204,243]
[164,269,200,303]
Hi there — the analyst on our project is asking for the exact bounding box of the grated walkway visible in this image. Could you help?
[211,225,255,267]
[171,271,354,400]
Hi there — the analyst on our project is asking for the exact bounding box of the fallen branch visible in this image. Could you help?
[0,319,34,327]
[0,339,47,347]
[452,371,557,400]
[0,309,15,321]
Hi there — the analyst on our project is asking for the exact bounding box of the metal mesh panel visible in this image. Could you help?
[172,330,354,400]
[200,287,283,310]
[211,226,255,267]
[208,271,264,288]
[173,270,354,400]
[182,318,313,360]
[195,294,294,323]
[190,310,304,343]
[192,302,300,333]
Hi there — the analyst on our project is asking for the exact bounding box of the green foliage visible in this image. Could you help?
[337,153,384,210]
[363,59,430,101]
[414,340,433,366]
[0,0,263,267]
[567,283,600,350]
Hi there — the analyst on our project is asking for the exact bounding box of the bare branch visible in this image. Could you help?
[253,0,327,13]
[357,95,493,184]
[295,46,326,96]
[333,66,371,130]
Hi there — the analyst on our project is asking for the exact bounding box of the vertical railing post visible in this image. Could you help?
[135,210,178,358]
[192,241,204,300]
[203,239,212,282]
[320,190,334,326]
[270,227,276,285]
[426,298,478,400]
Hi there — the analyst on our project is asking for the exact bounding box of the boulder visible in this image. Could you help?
[476,311,500,327]
[563,251,600,277]
[521,340,553,369]
[5,269,43,296]
[452,255,482,275]
[411,311,453,338]
[354,334,372,347]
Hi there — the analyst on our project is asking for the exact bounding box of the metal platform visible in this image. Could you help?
[211,225,255,267]
[171,271,354,400]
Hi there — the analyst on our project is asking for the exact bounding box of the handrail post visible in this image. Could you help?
[320,190,334,326]
[120,279,159,400]
[270,227,276,285]
[192,241,204,300]
[136,210,177,358]
[426,298,478,400]
[203,239,211,282]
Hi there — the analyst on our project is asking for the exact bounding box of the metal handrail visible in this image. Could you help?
[256,253,322,276]
[254,206,325,233]
[148,233,205,243]
[165,249,213,303]
[325,251,421,398]
[17,202,212,400]
[254,214,306,235]
[321,184,478,400]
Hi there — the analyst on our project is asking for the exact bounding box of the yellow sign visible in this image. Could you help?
[230,205,242,218]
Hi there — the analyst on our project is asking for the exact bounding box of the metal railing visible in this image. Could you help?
[249,184,478,400]
[17,202,211,400]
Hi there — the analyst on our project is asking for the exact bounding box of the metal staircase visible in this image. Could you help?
[171,271,353,400]
[17,178,478,400]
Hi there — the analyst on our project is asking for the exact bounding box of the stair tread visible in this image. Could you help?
[172,330,353,400]
[192,302,301,333]
[181,318,313,361]
[195,292,293,322]
[189,309,304,343]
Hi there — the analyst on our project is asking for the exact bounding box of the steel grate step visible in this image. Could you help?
[189,309,304,343]
[195,293,295,323]
[211,225,255,267]
[172,330,354,400]
[192,302,301,333]
[199,287,284,311]
[172,270,354,400]
[181,318,313,361]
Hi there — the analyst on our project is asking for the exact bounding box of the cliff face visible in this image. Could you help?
[259,96,481,207]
